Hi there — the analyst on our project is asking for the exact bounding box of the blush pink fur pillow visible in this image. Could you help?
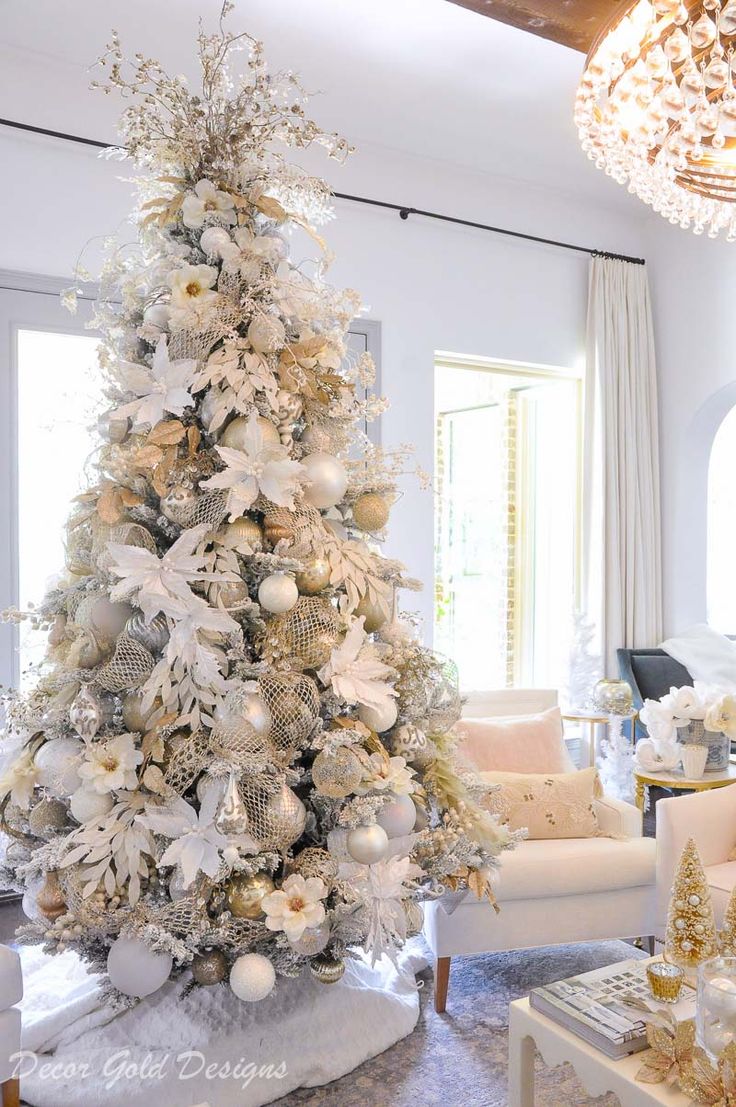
[454,707,574,774]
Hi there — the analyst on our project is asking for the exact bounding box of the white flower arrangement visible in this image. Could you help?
[182,179,236,229]
[637,683,736,772]
[355,752,416,797]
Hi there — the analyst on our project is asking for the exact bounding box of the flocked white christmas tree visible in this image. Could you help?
[0,7,516,1006]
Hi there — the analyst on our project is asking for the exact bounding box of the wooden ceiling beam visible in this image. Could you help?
[446,0,617,54]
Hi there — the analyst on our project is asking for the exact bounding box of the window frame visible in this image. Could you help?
[434,350,584,689]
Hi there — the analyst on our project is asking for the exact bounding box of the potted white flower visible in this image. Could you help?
[640,685,731,773]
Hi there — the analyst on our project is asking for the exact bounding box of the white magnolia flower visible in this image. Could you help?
[202,411,305,518]
[168,263,218,312]
[355,753,415,797]
[114,336,196,430]
[0,746,38,811]
[108,524,238,623]
[669,685,705,722]
[138,789,228,887]
[705,693,736,739]
[261,873,326,942]
[78,734,143,795]
[182,179,236,229]
[233,226,286,263]
[317,618,397,712]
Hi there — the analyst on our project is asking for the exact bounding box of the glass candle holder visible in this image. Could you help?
[697,956,736,1062]
[647,961,684,1003]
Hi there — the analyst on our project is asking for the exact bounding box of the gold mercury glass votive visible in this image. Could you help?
[647,962,685,1003]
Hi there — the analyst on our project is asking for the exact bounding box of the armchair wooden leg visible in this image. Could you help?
[434,956,451,1013]
[2,1077,20,1107]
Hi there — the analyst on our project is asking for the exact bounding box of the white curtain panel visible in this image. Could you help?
[583,256,662,674]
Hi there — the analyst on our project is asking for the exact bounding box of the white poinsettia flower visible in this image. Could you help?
[78,734,143,795]
[202,410,306,518]
[317,617,397,712]
[182,179,236,229]
[108,523,239,623]
[138,789,228,887]
[261,873,326,942]
[168,263,219,312]
[0,746,38,811]
[355,753,416,797]
[114,336,197,430]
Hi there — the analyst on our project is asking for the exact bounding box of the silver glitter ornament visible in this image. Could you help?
[126,611,170,654]
[69,685,106,739]
[215,772,250,836]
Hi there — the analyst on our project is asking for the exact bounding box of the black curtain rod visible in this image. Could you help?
[0,116,646,266]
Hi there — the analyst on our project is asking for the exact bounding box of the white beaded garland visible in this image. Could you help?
[346,823,389,865]
[107,936,173,998]
[376,794,417,839]
[301,453,348,510]
[358,699,398,734]
[258,573,299,614]
[229,953,276,1002]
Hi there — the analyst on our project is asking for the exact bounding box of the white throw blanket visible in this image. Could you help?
[17,941,428,1107]
[660,624,736,689]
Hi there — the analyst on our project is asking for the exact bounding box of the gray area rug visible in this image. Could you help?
[279,939,644,1107]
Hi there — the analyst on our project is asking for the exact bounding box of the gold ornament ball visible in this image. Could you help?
[226,872,275,920]
[191,948,228,986]
[295,557,331,596]
[312,747,363,798]
[215,579,250,608]
[28,798,68,838]
[310,954,345,985]
[160,484,198,524]
[353,492,390,533]
[122,691,163,733]
[355,593,388,634]
[224,517,264,552]
[36,871,67,921]
[222,415,281,451]
[264,519,295,546]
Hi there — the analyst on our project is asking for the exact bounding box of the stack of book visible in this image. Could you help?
[529,959,696,1058]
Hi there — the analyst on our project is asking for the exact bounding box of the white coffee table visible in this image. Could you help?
[508,995,691,1106]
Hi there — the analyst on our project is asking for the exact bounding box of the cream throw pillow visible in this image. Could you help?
[454,707,573,774]
[478,767,603,839]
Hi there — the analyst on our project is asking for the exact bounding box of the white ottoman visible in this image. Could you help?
[0,944,22,1107]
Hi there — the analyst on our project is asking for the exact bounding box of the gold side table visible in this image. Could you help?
[634,763,736,811]
[562,711,638,769]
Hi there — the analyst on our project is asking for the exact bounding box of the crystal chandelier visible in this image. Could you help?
[576,0,736,237]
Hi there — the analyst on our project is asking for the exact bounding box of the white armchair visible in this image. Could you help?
[655,784,736,942]
[0,944,21,1107]
[422,690,657,1013]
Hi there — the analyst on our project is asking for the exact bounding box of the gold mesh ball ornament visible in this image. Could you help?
[352,492,390,533]
[209,716,277,773]
[184,489,229,533]
[164,730,211,795]
[264,596,340,670]
[312,747,363,798]
[239,778,307,851]
[93,522,157,576]
[262,501,322,551]
[167,301,243,364]
[258,671,321,756]
[95,632,155,693]
[287,847,338,888]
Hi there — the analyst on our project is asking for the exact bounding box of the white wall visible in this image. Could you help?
[644,221,736,635]
[0,124,653,639]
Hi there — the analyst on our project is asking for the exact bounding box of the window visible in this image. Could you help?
[434,354,582,691]
[707,405,736,633]
[0,279,100,687]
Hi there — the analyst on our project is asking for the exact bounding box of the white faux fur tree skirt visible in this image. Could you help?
[16,942,428,1107]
